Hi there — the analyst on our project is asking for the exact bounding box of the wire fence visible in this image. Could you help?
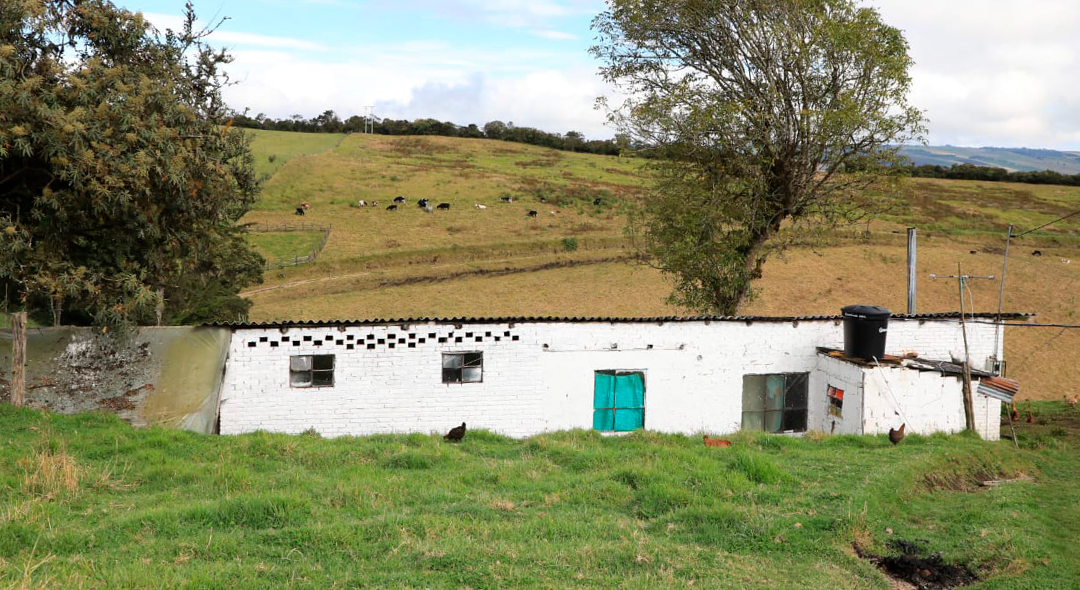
[244,222,333,269]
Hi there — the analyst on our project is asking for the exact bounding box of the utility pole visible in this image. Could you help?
[930,267,995,433]
[10,311,26,407]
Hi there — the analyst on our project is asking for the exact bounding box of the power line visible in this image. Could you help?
[1015,208,1080,237]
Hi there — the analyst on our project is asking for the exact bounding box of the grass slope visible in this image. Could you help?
[241,131,1080,401]
[2,403,1078,589]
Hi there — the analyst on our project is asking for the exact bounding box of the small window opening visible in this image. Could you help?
[290,354,335,388]
[827,385,844,418]
[442,352,483,384]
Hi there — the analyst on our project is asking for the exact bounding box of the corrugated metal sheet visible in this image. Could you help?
[977,376,1020,403]
[207,311,1033,330]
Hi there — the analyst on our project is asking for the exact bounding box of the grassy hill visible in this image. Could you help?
[898,145,1080,174]
[2,402,1078,589]
[241,130,1080,401]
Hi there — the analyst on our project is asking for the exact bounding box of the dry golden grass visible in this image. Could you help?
[19,446,79,498]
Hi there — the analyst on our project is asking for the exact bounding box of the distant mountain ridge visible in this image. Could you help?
[898,145,1080,175]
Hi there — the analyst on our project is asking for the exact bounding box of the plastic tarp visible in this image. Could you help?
[0,326,229,433]
[593,371,645,432]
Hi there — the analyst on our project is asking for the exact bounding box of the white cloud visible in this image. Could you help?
[222,47,614,138]
[874,0,1080,149]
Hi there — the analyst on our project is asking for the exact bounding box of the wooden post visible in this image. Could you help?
[11,311,26,407]
[957,264,976,433]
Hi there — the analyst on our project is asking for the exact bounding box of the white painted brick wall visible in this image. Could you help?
[218,317,1003,439]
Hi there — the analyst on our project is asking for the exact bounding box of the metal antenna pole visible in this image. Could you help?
[361,105,374,134]
[907,227,917,314]
[929,268,996,434]
[994,224,1013,367]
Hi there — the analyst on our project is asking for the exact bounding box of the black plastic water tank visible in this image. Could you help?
[841,305,891,361]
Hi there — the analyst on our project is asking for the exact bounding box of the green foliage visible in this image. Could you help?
[561,237,579,252]
[593,0,925,313]
[0,0,262,327]
[2,405,1080,587]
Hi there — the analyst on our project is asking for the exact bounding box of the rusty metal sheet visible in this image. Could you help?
[977,376,1020,403]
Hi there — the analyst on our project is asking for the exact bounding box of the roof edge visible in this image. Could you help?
[208,311,1035,329]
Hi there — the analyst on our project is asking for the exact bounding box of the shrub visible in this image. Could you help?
[561,237,579,252]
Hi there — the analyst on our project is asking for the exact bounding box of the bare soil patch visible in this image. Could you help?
[855,539,979,589]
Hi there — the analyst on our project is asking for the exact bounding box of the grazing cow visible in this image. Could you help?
[423,205,434,213]
[500,196,513,203]
[969,250,978,254]
[550,210,558,215]
[593,198,602,206]
[539,197,547,203]
[1032,250,1043,256]
[527,210,538,217]
[394,196,406,203]
[357,200,366,207]
[1063,258,1073,264]
[417,199,429,208]
[386,204,398,211]
[474,204,487,210]
[294,207,305,216]
[437,203,451,210]
[371,200,379,207]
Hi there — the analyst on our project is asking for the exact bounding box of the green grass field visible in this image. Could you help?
[2,402,1078,589]
[246,129,346,180]
[246,231,327,267]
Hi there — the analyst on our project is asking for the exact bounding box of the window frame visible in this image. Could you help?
[289,354,335,388]
[741,372,808,433]
[442,351,484,384]
[593,369,647,433]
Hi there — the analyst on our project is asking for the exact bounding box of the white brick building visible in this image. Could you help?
[217,312,1022,440]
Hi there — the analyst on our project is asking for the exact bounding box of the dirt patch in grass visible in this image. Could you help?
[855,539,979,589]
[388,137,453,157]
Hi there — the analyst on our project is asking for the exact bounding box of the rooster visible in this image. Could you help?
[703,435,732,448]
[1010,404,1020,422]
[444,422,466,442]
[888,423,906,445]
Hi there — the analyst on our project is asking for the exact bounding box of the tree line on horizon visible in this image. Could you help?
[902,162,1080,186]
[230,109,632,156]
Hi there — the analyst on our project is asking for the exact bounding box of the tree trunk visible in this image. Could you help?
[10,312,26,407]
[729,217,783,313]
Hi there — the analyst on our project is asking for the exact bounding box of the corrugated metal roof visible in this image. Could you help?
[977,377,1020,403]
[208,311,1033,329]
[817,347,995,378]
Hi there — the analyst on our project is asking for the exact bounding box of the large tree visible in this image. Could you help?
[592,0,924,313]
[0,0,262,326]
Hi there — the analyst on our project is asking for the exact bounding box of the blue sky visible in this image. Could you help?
[122,0,1080,149]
